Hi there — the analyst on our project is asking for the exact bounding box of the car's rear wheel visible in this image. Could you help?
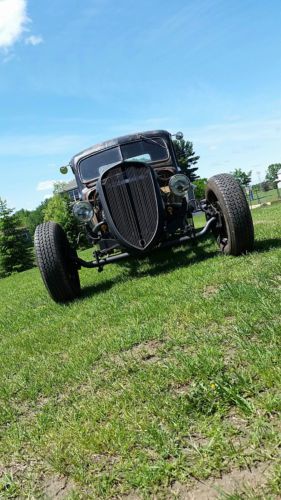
[205,174,254,255]
[34,222,80,302]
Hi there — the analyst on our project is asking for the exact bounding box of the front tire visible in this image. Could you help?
[34,222,81,303]
[205,174,254,256]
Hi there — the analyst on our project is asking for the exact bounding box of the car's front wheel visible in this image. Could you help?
[34,222,81,302]
[205,173,254,256]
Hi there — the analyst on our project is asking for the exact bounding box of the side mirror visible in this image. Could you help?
[175,131,184,140]
[60,165,69,175]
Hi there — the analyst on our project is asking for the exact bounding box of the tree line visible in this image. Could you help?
[230,164,281,190]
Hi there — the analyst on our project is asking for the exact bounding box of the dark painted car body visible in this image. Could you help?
[68,129,207,265]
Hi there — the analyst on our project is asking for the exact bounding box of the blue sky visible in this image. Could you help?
[0,0,281,210]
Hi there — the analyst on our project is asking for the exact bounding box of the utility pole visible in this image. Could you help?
[256,171,261,203]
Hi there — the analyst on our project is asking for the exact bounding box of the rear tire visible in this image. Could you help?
[205,174,254,255]
[34,222,80,302]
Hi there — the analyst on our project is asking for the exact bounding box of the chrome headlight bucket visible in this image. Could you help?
[169,174,190,197]
[73,201,93,222]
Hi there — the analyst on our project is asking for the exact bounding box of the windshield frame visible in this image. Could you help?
[78,137,170,182]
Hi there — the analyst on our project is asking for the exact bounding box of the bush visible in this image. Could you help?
[261,181,271,192]
[43,191,89,249]
[193,178,207,200]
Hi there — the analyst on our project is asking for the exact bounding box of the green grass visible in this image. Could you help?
[0,205,281,498]
[246,188,281,205]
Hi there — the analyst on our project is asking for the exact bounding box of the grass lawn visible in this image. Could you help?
[247,188,281,205]
[0,204,281,499]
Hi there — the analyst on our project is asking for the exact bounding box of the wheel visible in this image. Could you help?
[205,174,254,256]
[34,222,81,302]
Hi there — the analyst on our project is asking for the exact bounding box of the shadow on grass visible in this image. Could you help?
[79,236,281,300]
[121,239,218,279]
[80,239,218,299]
[80,277,121,299]
[254,238,281,253]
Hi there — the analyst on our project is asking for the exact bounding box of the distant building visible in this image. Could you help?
[61,179,80,201]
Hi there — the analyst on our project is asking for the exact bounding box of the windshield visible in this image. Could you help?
[79,137,169,181]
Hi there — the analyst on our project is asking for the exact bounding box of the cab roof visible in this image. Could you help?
[70,129,171,170]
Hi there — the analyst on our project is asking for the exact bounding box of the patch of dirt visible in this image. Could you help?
[222,347,238,364]
[60,352,69,362]
[180,344,198,356]
[91,453,119,466]
[169,462,272,499]
[128,340,164,363]
[102,339,165,369]
[202,285,220,299]
[0,458,40,479]
[181,431,213,450]
[42,475,75,499]
[224,316,236,323]
[173,382,192,396]
[225,408,249,429]
[145,448,159,461]
[223,409,252,449]
[36,396,50,408]
[229,434,251,450]
[9,395,51,425]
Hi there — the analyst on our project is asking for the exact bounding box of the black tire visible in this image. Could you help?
[205,174,254,256]
[34,222,81,303]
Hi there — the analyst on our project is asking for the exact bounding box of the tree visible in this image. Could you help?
[0,198,33,278]
[193,178,207,200]
[16,199,49,236]
[173,138,200,181]
[265,164,281,185]
[53,181,68,195]
[43,192,81,247]
[260,181,270,192]
[231,168,252,187]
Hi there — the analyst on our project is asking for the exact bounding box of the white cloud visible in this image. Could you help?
[0,0,28,49]
[37,180,56,192]
[43,193,53,200]
[25,34,43,46]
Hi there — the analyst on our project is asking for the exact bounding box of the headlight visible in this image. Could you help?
[73,201,93,222]
[169,174,190,197]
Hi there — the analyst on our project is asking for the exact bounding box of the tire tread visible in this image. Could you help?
[206,173,254,255]
[34,222,80,302]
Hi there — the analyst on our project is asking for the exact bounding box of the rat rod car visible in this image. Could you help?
[34,129,254,302]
